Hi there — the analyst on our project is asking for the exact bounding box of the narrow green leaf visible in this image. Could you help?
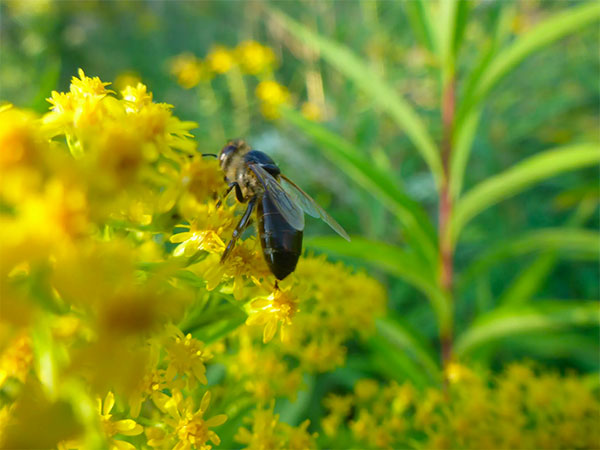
[449,108,481,199]
[450,5,513,199]
[306,236,450,332]
[283,107,438,269]
[269,9,443,186]
[457,228,600,293]
[497,199,597,306]
[403,0,438,55]
[368,336,431,390]
[375,315,441,384]
[457,2,600,126]
[498,253,557,307]
[451,144,600,244]
[455,300,600,357]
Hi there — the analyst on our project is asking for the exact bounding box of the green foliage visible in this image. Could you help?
[1,0,599,447]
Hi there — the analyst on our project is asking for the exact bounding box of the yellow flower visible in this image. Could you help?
[113,71,142,93]
[0,331,32,387]
[354,379,379,401]
[206,46,235,74]
[170,53,211,88]
[152,390,227,450]
[98,391,143,450]
[246,285,299,343]
[300,101,324,122]
[170,203,236,257]
[226,333,302,402]
[255,80,289,104]
[0,108,43,170]
[163,324,212,389]
[235,405,316,450]
[256,80,290,120]
[120,83,153,112]
[70,68,113,98]
[235,41,276,75]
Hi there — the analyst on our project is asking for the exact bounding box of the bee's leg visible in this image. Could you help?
[216,182,244,208]
[221,196,257,263]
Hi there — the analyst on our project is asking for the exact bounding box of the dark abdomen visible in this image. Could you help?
[257,194,303,280]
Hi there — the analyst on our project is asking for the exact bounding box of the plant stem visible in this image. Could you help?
[439,75,455,369]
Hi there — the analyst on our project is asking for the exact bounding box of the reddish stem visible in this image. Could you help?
[439,75,456,369]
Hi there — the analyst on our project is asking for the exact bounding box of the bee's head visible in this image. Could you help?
[218,139,250,168]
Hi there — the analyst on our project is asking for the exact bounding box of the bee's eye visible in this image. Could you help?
[219,144,237,162]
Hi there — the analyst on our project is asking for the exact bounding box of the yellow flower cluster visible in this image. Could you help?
[235,404,317,450]
[322,363,600,449]
[0,70,385,449]
[169,40,324,122]
[170,41,276,90]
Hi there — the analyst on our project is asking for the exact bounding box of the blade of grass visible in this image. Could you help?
[450,144,600,245]
[283,107,438,269]
[403,0,438,55]
[269,8,444,186]
[455,300,600,357]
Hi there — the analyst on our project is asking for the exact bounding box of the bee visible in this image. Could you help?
[203,139,350,283]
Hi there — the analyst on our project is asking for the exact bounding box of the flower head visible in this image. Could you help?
[246,285,299,343]
[150,390,226,450]
[206,46,235,74]
[235,41,276,75]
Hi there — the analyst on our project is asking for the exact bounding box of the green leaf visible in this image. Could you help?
[306,236,450,333]
[450,5,514,199]
[457,228,600,293]
[455,300,600,357]
[269,9,443,186]
[457,2,600,127]
[450,144,600,244]
[403,0,438,55]
[375,315,441,385]
[497,200,598,306]
[497,253,558,307]
[439,0,470,77]
[368,335,431,390]
[283,108,438,269]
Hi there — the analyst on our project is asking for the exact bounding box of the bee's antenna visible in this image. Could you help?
[202,153,218,158]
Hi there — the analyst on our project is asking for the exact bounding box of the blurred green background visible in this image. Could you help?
[1,0,598,380]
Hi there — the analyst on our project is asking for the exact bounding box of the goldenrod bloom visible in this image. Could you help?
[170,53,210,88]
[206,46,235,74]
[255,80,290,120]
[235,41,276,75]
[163,324,212,389]
[246,285,298,343]
[150,390,227,450]
[300,101,324,122]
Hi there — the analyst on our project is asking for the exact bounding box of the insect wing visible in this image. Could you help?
[280,175,350,241]
[249,164,305,231]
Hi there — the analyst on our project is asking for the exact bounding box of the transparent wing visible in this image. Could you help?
[249,164,305,231]
[280,174,351,241]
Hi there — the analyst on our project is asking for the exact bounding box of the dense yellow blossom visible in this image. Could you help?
[0,69,387,450]
[235,405,317,450]
[321,363,600,449]
[149,390,227,450]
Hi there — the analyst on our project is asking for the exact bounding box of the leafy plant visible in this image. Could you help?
[268,0,600,377]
